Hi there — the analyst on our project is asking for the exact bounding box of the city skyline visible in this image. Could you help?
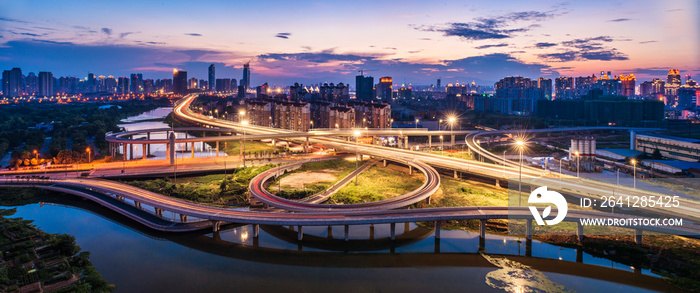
[1,0,698,86]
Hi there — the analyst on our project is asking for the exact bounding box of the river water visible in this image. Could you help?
[3,108,685,292]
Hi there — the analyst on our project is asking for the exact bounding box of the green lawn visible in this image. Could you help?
[122,165,273,206]
[223,140,278,156]
[329,164,424,204]
[269,158,357,199]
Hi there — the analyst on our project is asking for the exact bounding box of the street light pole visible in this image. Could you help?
[575,151,580,178]
[242,120,248,167]
[631,159,637,189]
[440,135,444,156]
[415,118,419,128]
[354,130,361,186]
[516,140,524,206]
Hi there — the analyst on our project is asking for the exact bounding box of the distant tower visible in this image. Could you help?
[38,72,54,96]
[2,68,22,97]
[377,77,393,102]
[173,69,188,95]
[355,75,374,101]
[242,62,251,91]
[208,64,215,91]
[437,78,441,91]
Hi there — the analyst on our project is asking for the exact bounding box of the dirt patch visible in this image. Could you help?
[280,170,338,189]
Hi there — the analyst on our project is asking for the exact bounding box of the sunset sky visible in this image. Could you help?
[1,0,698,87]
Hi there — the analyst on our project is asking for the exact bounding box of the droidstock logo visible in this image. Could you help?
[528,186,568,225]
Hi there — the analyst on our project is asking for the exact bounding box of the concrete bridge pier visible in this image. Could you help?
[390,223,396,240]
[369,224,375,240]
[479,219,486,238]
[215,141,219,157]
[142,144,147,161]
[179,214,188,223]
[495,179,501,188]
[129,143,134,160]
[146,132,151,155]
[425,196,431,205]
[304,137,309,153]
[169,133,176,166]
[212,220,222,232]
[409,165,413,175]
[202,131,206,152]
[344,225,350,241]
[122,144,127,161]
[635,229,643,245]
[404,222,410,233]
[435,221,441,239]
[116,195,124,201]
[525,219,533,240]
[576,222,584,242]
[451,135,455,146]
[383,160,387,167]
[134,202,142,209]
[327,225,333,239]
[253,224,259,238]
[297,226,304,241]
[191,142,195,158]
[478,237,486,252]
[404,137,409,150]
[155,208,163,217]
[434,238,440,253]
[454,170,459,179]
[428,135,432,148]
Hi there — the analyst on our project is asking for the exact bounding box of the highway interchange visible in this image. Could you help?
[1,93,699,243]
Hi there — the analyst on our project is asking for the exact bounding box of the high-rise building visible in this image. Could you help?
[208,64,215,91]
[377,77,393,102]
[216,78,231,92]
[665,69,682,97]
[2,68,23,97]
[117,77,130,95]
[230,79,237,92]
[130,73,143,94]
[574,75,597,98]
[87,73,97,93]
[554,77,574,99]
[173,69,188,95]
[355,75,374,101]
[537,77,552,100]
[38,72,54,96]
[436,78,441,91]
[619,74,636,96]
[188,78,197,89]
[242,62,251,91]
[25,72,38,95]
[594,72,622,96]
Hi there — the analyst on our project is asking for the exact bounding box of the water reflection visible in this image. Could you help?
[4,195,684,293]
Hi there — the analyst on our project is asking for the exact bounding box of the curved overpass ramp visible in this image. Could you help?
[249,158,440,212]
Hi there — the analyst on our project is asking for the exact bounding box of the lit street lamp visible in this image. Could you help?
[516,139,524,206]
[86,147,91,164]
[415,118,419,128]
[33,149,38,160]
[631,159,637,189]
[354,130,362,185]
[448,116,456,150]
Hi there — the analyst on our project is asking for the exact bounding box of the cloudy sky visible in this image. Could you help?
[1,0,698,87]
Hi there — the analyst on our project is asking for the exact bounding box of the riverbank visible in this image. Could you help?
[0,205,114,292]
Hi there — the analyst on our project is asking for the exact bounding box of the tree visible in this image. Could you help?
[652,148,662,160]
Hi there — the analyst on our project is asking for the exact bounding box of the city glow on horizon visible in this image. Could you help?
[0,0,698,86]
